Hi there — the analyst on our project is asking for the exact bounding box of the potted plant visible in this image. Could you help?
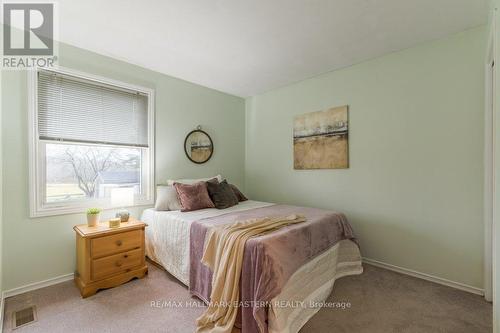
[86,208,101,227]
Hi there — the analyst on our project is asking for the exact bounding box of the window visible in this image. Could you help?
[29,67,155,217]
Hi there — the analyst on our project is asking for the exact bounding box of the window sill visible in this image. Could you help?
[30,200,155,218]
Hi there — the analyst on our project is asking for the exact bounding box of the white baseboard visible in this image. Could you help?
[363,257,484,296]
[2,273,74,299]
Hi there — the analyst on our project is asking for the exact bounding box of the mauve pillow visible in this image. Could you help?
[173,181,215,212]
[206,180,239,209]
[229,184,248,202]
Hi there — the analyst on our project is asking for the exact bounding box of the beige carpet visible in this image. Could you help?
[2,262,491,333]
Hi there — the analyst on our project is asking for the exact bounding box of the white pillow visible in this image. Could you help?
[166,175,222,186]
[155,185,182,211]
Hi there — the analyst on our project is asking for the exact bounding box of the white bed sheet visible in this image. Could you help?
[142,200,274,285]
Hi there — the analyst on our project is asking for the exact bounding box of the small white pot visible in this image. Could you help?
[87,213,100,227]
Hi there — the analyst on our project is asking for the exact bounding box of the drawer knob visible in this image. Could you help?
[116,240,123,246]
[115,261,123,267]
[123,254,129,258]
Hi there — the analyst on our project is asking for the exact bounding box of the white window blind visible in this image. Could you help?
[37,70,149,147]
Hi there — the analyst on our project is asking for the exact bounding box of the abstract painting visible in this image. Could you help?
[293,105,349,169]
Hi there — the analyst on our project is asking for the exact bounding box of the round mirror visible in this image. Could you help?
[184,129,214,164]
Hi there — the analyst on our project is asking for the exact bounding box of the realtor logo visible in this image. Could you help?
[3,3,53,55]
[2,2,57,68]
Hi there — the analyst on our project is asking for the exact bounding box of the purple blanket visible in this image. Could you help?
[189,204,357,333]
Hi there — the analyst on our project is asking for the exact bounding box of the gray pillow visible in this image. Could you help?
[206,180,239,209]
[155,185,182,211]
[229,184,248,202]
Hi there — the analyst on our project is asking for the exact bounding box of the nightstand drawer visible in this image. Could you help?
[91,230,142,258]
[91,248,143,280]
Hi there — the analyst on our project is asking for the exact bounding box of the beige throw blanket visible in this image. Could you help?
[196,214,306,333]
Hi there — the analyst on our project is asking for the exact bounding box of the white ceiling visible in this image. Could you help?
[57,0,489,97]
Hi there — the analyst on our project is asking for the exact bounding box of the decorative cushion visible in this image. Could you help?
[206,177,220,185]
[229,184,248,202]
[206,180,239,209]
[173,181,215,212]
[155,185,182,211]
[166,175,222,186]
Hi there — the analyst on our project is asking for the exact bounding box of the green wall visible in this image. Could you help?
[489,1,499,331]
[1,42,245,290]
[245,27,487,288]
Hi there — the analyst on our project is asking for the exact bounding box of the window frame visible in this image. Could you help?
[28,66,155,218]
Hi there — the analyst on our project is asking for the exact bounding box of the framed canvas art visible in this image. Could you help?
[293,105,349,169]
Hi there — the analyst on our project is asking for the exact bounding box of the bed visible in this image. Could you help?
[142,200,362,333]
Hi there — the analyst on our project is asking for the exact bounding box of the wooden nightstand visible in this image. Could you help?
[73,219,148,298]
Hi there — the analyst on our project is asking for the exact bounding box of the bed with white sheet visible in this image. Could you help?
[141,200,362,333]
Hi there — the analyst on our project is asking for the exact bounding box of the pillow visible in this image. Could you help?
[167,175,222,186]
[206,180,239,209]
[173,181,215,212]
[155,185,182,211]
[206,177,220,185]
[229,184,248,202]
